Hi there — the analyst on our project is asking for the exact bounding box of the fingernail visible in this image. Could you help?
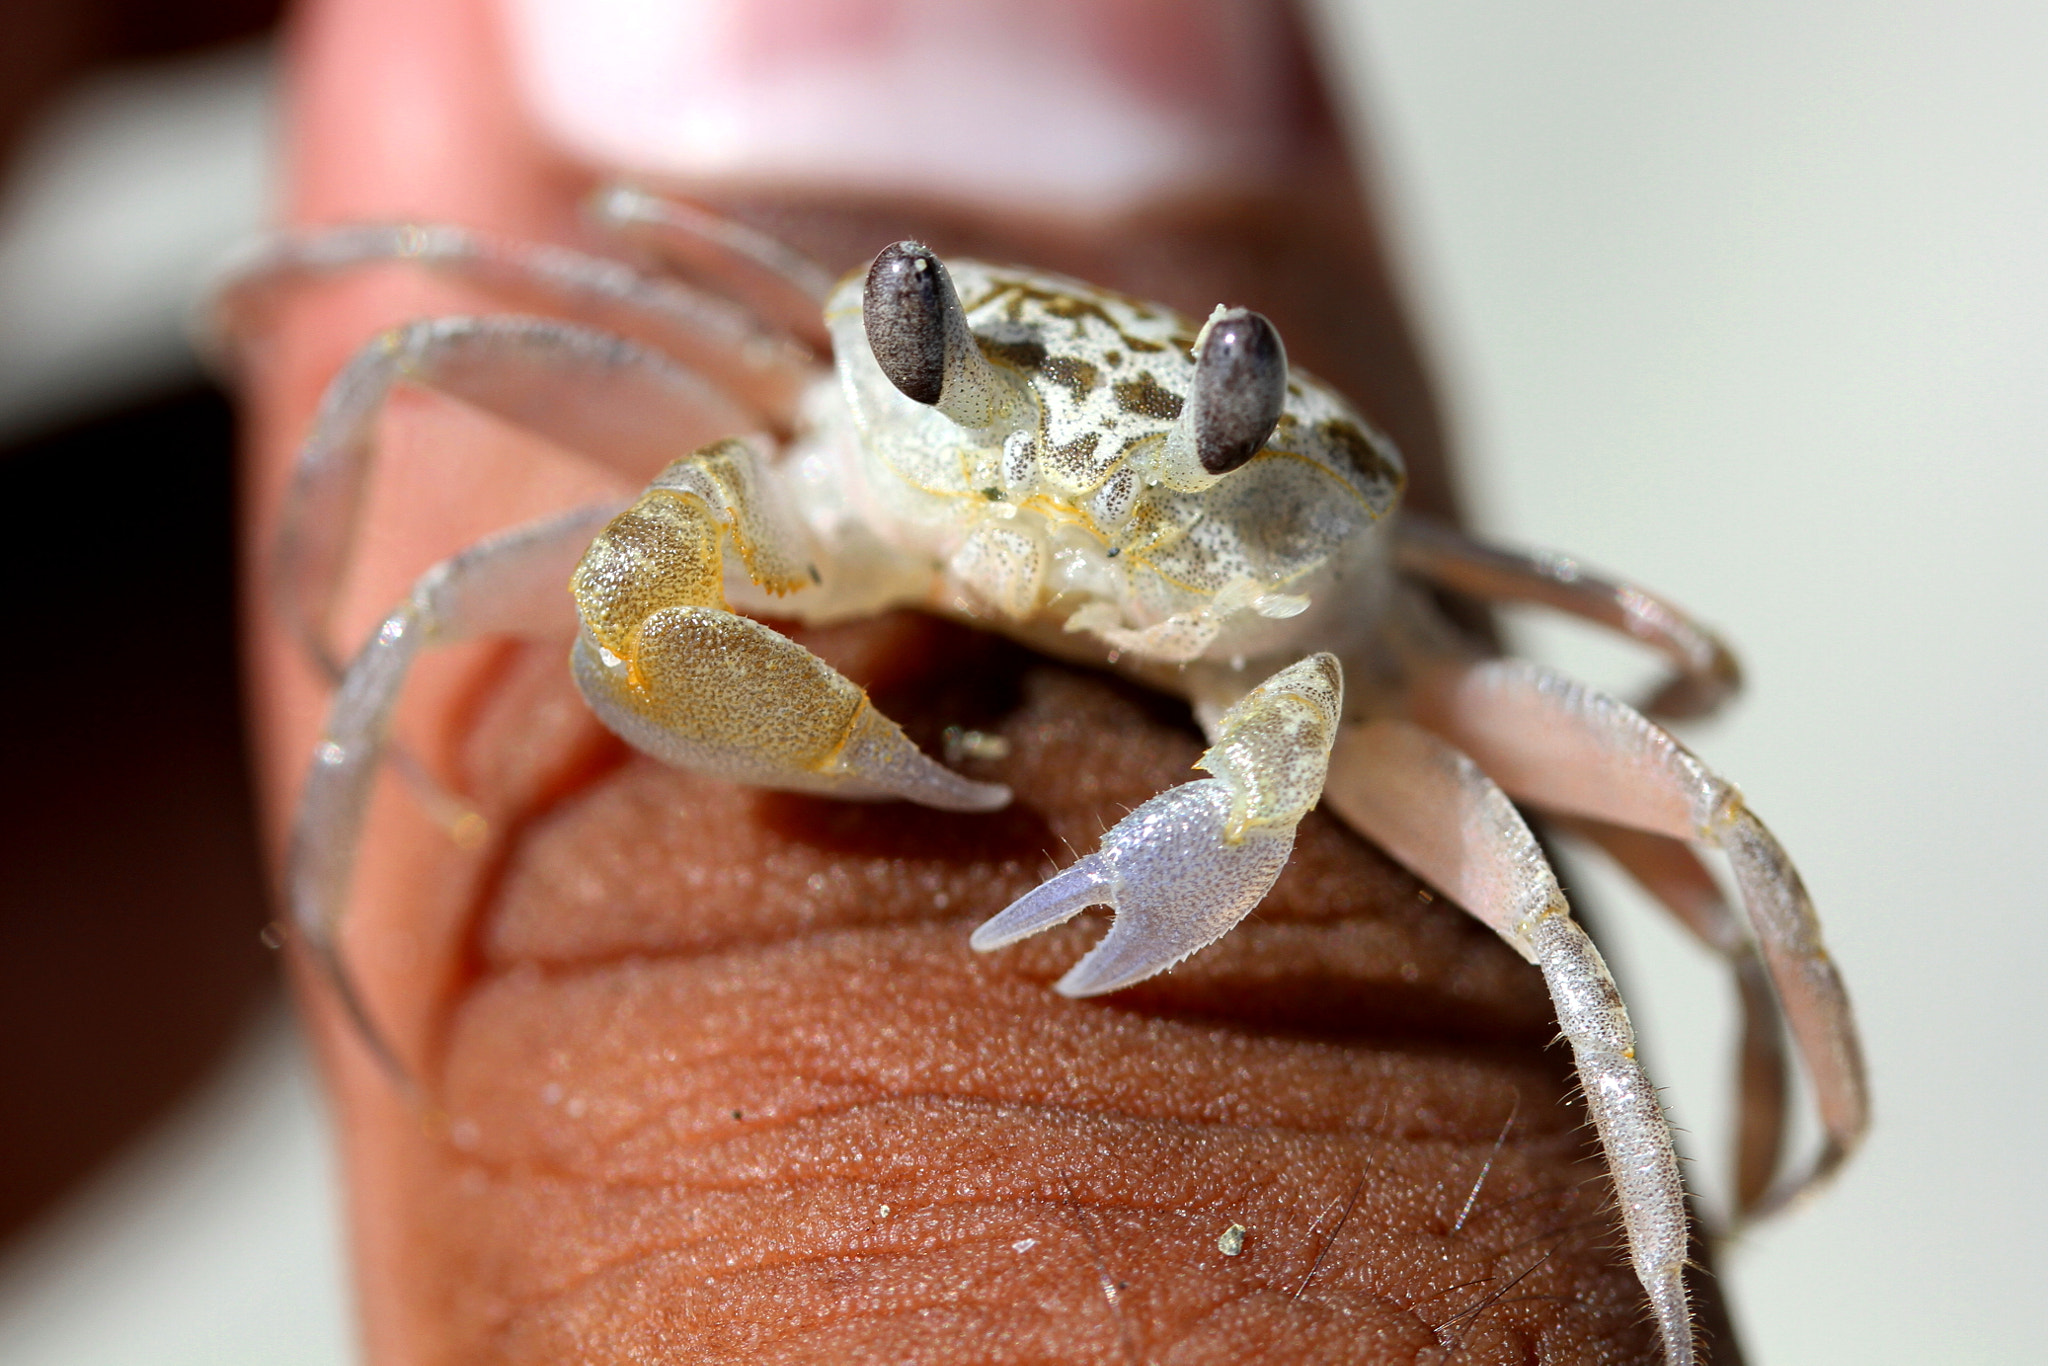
[503,0,1321,213]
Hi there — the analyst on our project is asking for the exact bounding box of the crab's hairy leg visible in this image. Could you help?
[1554,815,1791,1220]
[276,317,750,839]
[971,654,1342,996]
[572,440,1008,812]
[290,503,622,1089]
[587,184,835,349]
[1395,516,1741,721]
[204,223,815,421]
[1411,657,1869,1219]
[1321,719,1695,1366]
[275,315,755,685]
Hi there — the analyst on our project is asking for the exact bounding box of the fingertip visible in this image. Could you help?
[504,0,1336,212]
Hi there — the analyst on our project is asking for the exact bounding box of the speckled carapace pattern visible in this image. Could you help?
[354,610,1673,1364]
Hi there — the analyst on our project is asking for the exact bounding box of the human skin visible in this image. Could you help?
[240,0,1743,1360]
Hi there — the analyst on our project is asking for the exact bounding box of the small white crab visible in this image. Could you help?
[217,189,1867,1366]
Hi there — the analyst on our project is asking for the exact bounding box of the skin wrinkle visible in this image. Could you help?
[443,961,1560,1180]
[439,1113,1619,1362]
[364,612,1665,1362]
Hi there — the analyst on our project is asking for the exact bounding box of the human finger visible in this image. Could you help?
[240,0,1742,1360]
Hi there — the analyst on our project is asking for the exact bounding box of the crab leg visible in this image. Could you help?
[1553,815,1791,1220]
[273,315,754,684]
[1320,718,1696,1366]
[290,503,621,1087]
[570,439,1010,811]
[1394,517,1741,721]
[206,223,815,420]
[270,315,761,839]
[587,184,836,348]
[1409,658,1869,1219]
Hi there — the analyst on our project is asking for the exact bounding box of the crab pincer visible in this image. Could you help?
[973,654,1341,995]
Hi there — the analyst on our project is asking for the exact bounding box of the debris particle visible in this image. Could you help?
[878,1204,891,1218]
[943,726,1011,763]
[1012,1238,1038,1253]
[1218,1223,1247,1256]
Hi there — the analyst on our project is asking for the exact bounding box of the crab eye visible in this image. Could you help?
[1188,309,1287,475]
[863,241,949,405]
[862,241,1014,428]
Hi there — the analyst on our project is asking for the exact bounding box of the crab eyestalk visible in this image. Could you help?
[1161,307,1288,491]
[863,241,1016,430]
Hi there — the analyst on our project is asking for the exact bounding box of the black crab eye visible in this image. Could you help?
[863,241,951,406]
[1189,308,1288,475]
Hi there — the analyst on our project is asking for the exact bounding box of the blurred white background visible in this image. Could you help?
[0,4,2041,1363]
[1327,2,2048,1361]
[0,39,352,1366]
[0,44,272,440]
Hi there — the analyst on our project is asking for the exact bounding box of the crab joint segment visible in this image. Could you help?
[1320,719,1695,1366]
[972,654,1341,995]
[291,503,624,1087]
[863,241,1016,430]
[571,439,1009,811]
[1406,657,1869,1218]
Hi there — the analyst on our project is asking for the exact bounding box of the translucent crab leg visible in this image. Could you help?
[290,503,621,1089]
[274,315,755,685]
[1321,718,1696,1366]
[204,222,816,421]
[1394,516,1741,721]
[271,316,754,837]
[1409,658,1870,1220]
[1551,815,1791,1221]
[587,184,836,349]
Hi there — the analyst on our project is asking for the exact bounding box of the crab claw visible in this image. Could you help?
[863,241,1015,429]
[971,778,1295,996]
[1161,307,1288,490]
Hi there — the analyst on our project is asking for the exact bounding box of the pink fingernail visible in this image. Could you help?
[503,0,1321,212]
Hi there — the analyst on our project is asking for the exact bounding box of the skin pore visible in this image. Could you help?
[243,0,1744,1359]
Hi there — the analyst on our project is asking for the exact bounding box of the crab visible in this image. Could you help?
[214,188,1867,1366]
